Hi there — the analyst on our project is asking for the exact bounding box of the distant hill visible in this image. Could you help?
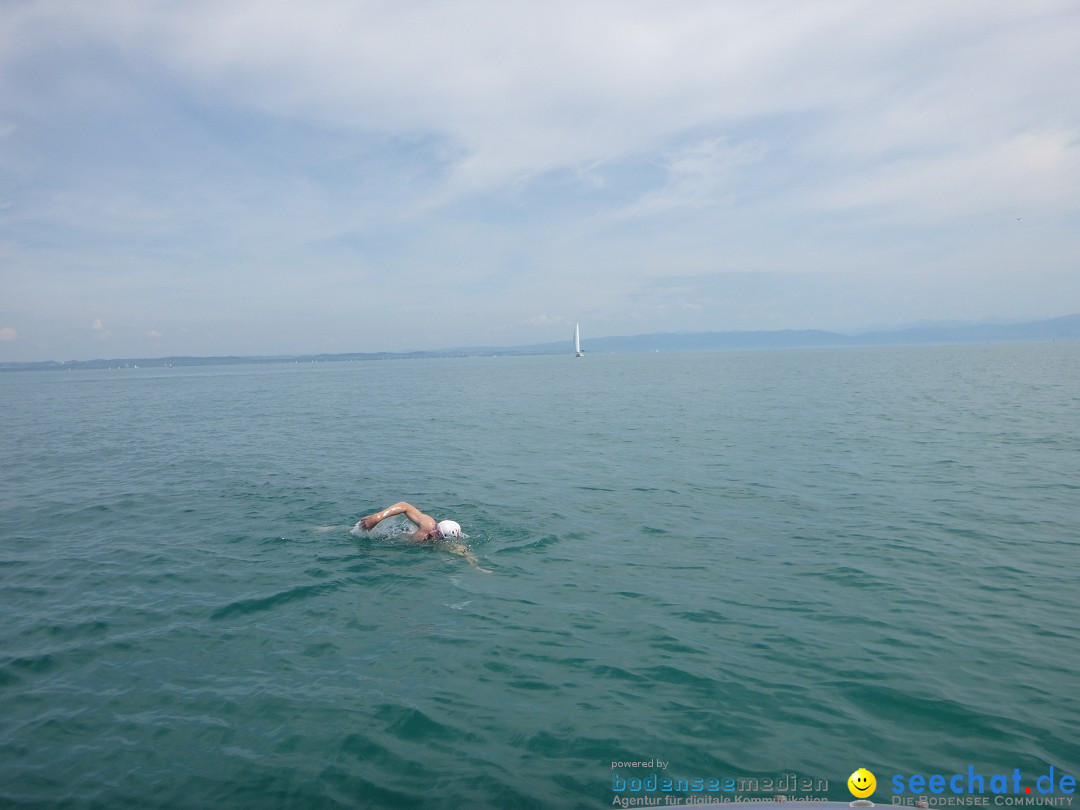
[851,314,1080,346]
[2,314,1078,372]
[466,313,1080,354]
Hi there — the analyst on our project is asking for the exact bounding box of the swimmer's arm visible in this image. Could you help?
[447,542,492,574]
[359,501,428,531]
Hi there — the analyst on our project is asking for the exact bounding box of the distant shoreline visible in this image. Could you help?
[2,314,1078,372]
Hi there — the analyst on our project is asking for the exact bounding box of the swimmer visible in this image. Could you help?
[357,501,490,573]
[357,501,460,542]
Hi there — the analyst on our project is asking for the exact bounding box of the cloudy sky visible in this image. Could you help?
[1,0,1078,361]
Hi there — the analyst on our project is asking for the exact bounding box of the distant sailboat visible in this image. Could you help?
[574,323,584,357]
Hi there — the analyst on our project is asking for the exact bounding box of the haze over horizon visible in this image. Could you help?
[2,1,1079,362]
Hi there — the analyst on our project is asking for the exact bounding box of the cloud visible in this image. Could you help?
[147,329,161,339]
[816,129,1080,220]
[5,1,1078,218]
[0,327,16,341]
[91,319,112,338]
[0,0,1078,359]
[184,4,1079,194]
[524,315,566,327]
[619,137,768,218]
[10,1,1063,194]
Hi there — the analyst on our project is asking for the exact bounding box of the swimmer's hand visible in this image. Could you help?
[447,542,492,574]
[358,514,380,531]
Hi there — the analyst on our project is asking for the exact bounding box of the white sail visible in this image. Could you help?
[574,323,584,357]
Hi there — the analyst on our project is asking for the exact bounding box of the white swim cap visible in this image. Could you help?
[437,520,462,539]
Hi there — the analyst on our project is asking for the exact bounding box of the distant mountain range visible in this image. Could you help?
[3,314,1078,372]
[555,313,1080,354]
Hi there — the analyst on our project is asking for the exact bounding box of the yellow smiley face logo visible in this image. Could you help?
[848,768,877,798]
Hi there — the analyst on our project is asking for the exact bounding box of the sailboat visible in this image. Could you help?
[574,323,584,357]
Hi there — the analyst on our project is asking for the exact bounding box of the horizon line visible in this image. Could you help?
[3,314,1079,369]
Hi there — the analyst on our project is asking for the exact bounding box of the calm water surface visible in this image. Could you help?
[2,344,1078,808]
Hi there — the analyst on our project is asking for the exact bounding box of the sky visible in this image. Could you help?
[1,0,1079,361]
